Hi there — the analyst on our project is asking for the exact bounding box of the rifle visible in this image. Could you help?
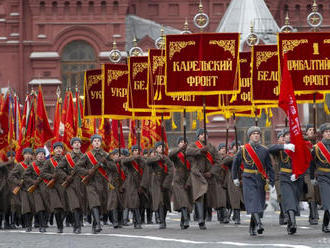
[61,170,76,188]
[27,178,42,193]
[12,179,24,195]
[47,174,57,188]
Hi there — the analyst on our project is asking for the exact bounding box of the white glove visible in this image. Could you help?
[233,179,240,187]
[284,143,295,152]
[270,185,276,193]
[290,174,297,182]
[311,179,317,185]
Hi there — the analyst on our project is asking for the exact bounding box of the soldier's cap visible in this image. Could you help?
[196,128,207,139]
[176,136,187,145]
[143,149,149,155]
[319,123,330,134]
[155,141,164,149]
[277,130,284,139]
[305,124,314,132]
[120,148,130,156]
[110,149,119,155]
[230,140,241,149]
[23,147,33,155]
[53,142,64,150]
[282,128,290,136]
[91,134,102,143]
[131,145,140,152]
[7,150,15,157]
[70,137,81,146]
[247,126,261,137]
[35,148,46,155]
[218,143,226,150]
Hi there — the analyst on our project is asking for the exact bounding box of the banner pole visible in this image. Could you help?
[225,118,229,154]
[203,96,207,145]
[233,113,238,152]
[118,120,121,156]
[161,113,165,154]
[313,93,317,132]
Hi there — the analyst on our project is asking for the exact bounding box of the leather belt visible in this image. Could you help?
[318,167,330,173]
[280,168,292,173]
[244,169,258,174]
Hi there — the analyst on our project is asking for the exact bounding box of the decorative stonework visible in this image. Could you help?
[169,41,196,60]
[209,40,236,58]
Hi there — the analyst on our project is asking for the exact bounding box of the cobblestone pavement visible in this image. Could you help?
[1,210,330,248]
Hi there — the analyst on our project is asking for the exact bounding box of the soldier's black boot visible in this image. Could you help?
[118,209,123,228]
[158,207,166,229]
[309,202,318,225]
[249,215,257,236]
[0,213,3,229]
[25,213,32,232]
[9,212,16,229]
[38,211,46,233]
[91,207,102,234]
[133,209,142,229]
[206,207,212,222]
[216,208,221,221]
[279,204,287,225]
[55,209,64,233]
[4,212,11,229]
[193,204,199,221]
[287,210,297,235]
[146,208,153,224]
[252,213,264,234]
[49,213,54,226]
[181,207,190,229]
[322,210,330,233]
[123,208,130,226]
[34,213,40,228]
[112,209,119,229]
[155,210,161,224]
[73,209,81,234]
[195,201,206,230]
[234,209,241,224]
[140,208,146,224]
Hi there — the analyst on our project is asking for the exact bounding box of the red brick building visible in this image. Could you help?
[0,0,329,145]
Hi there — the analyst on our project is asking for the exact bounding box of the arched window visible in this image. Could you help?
[52,1,57,15]
[113,1,119,14]
[40,1,45,15]
[76,1,82,15]
[61,40,97,94]
[64,1,70,16]
[88,1,94,14]
[295,4,300,17]
[101,1,107,15]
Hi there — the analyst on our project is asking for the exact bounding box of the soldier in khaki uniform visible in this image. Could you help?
[57,137,85,234]
[169,136,192,229]
[9,148,35,232]
[40,142,66,233]
[75,134,108,234]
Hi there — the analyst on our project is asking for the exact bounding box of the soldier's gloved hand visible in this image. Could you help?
[311,179,317,185]
[270,185,276,193]
[203,172,212,178]
[233,179,240,187]
[290,174,297,182]
[284,143,295,152]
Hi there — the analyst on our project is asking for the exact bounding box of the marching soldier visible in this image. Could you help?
[141,149,153,224]
[24,148,49,233]
[186,129,221,230]
[146,141,174,229]
[119,148,131,226]
[304,124,319,225]
[9,148,35,232]
[40,142,66,233]
[75,134,108,234]
[232,126,275,236]
[0,151,16,229]
[310,123,330,233]
[57,137,85,234]
[169,136,192,229]
[270,130,288,225]
[269,129,303,235]
[121,145,144,229]
[105,149,124,229]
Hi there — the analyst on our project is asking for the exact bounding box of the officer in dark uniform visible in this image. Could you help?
[232,126,275,236]
[269,128,303,235]
[310,123,330,233]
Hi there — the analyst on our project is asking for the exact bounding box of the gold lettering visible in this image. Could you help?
[241,78,251,88]
[134,81,146,90]
[171,95,196,102]
[257,71,278,81]
[303,75,330,86]
[287,59,330,71]
[172,60,232,72]
[91,91,102,100]
[155,75,165,86]
[313,43,319,55]
[111,88,127,98]
[187,76,218,87]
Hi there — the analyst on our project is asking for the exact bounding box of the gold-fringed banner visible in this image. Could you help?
[165,33,240,96]
[102,63,132,120]
[148,49,220,111]
[278,32,330,94]
[83,69,103,118]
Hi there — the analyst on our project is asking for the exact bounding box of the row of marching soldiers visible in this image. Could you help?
[2,123,330,235]
[0,129,244,233]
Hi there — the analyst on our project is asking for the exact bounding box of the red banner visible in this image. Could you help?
[103,63,132,119]
[148,49,220,110]
[279,54,312,178]
[83,69,103,118]
[278,32,330,94]
[252,44,324,105]
[165,33,240,96]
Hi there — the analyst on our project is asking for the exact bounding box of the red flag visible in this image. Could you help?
[0,93,10,150]
[35,86,54,148]
[150,119,168,154]
[128,120,137,150]
[15,95,29,162]
[61,91,68,124]
[109,120,125,151]
[63,91,76,150]
[279,54,312,177]
[98,118,111,152]
[53,95,61,142]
